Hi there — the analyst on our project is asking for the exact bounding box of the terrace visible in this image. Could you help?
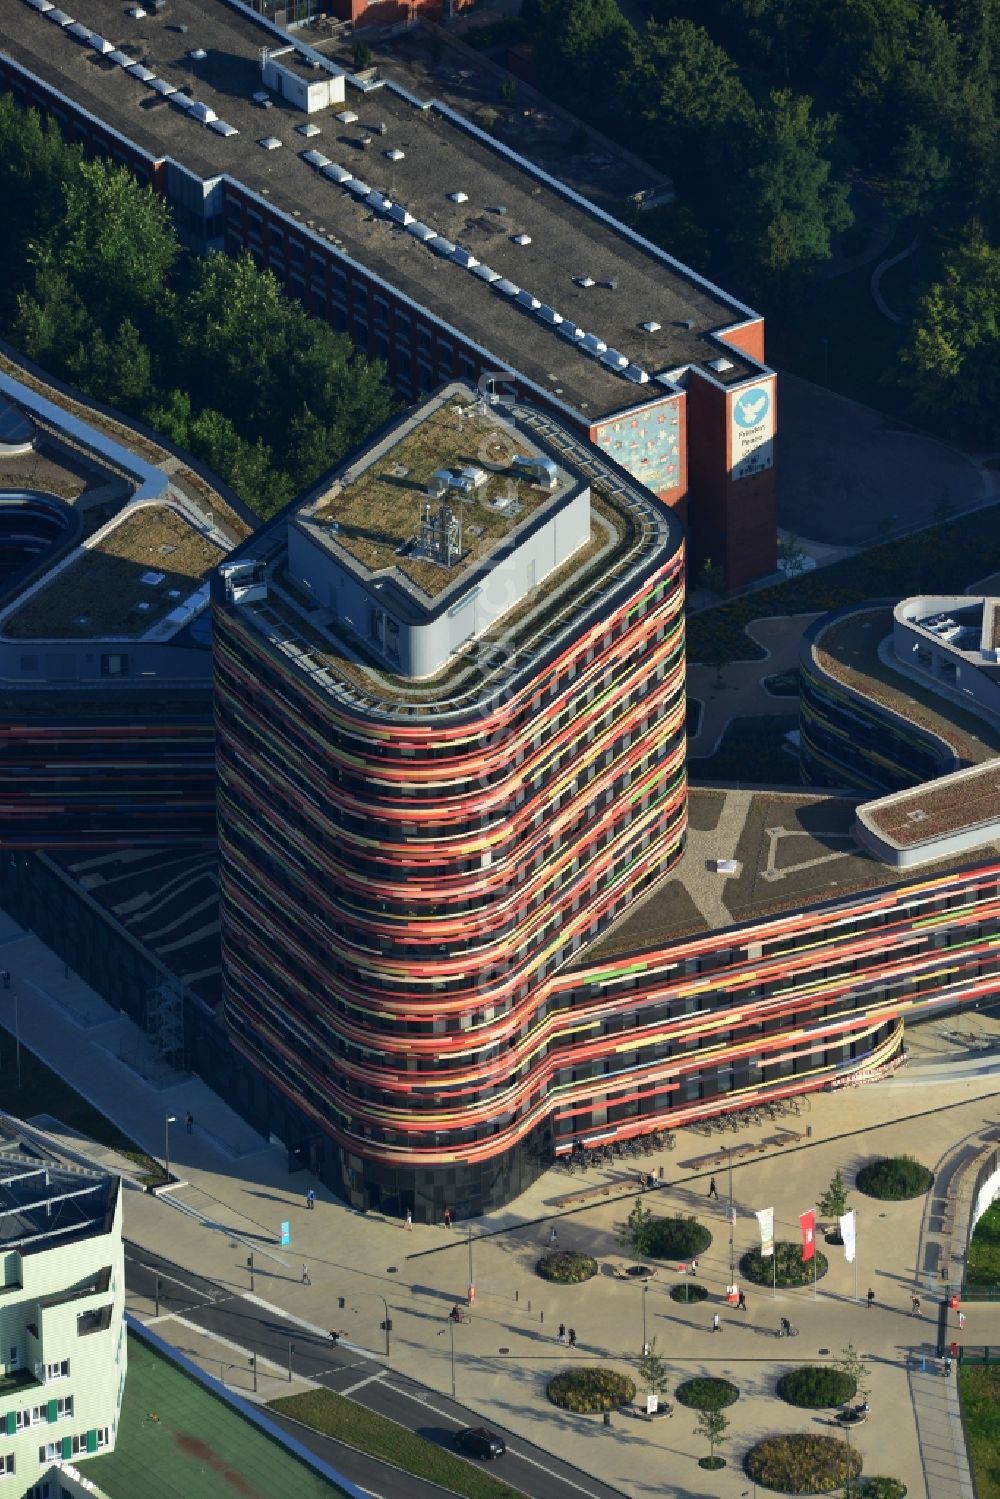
[861,761,1000,848]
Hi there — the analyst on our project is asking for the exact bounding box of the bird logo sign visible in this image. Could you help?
[731,383,774,480]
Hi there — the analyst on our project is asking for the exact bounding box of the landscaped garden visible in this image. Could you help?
[777,1366,856,1409]
[546,1367,636,1414]
[745,1433,862,1494]
[856,1156,934,1200]
[676,1376,739,1410]
[535,1250,597,1284]
[958,1364,1000,1499]
[966,1200,1000,1290]
[741,1241,829,1288]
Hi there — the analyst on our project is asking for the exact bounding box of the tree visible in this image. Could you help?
[636,1336,671,1398]
[899,238,1000,442]
[521,0,634,111]
[11,265,91,372]
[887,125,952,224]
[72,319,152,413]
[837,1342,870,1404]
[695,1406,730,1468]
[618,1199,654,1259]
[818,1169,850,1222]
[57,158,177,329]
[352,41,373,70]
[697,557,726,596]
[778,534,807,576]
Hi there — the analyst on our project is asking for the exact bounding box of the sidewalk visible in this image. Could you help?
[1,904,996,1498]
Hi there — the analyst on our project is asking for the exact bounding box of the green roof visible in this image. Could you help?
[85,1335,358,1499]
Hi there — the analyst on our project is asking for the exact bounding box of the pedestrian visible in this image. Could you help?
[712,1312,721,1333]
[866,1287,875,1309]
[329,1330,340,1345]
[548,1226,559,1247]
[910,1293,920,1317]
[443,1206,453,1229]
[185,1111,194,1135]
[647,1172,656,1190]
[690,1256,699,1276]
[737,1290,747,1312]
[708,1177,718,1199]
[405,1209,412,1230]
[301,1263,311,1285]
[557,1323,566,1344]
[568,1328,577,1348]
[306,1187,315,1210]
[958,1310,966,1330]
[943,1356,953,1377]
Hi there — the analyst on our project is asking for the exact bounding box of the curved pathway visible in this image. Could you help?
[871,237,919,323]
[687,611,822,759]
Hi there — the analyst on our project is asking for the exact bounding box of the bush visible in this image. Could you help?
[856,1156,934,1200]
[745,1434,862,1494]
[676,1377,739,1410]
[535,1251,597,1285]
[546,1367,635,1414]
[777,1366,856,1409]
[645,1216,712,1261]
[856,1481,907,1498]
[670,1282,709,1303]
[741,1241,829,1288]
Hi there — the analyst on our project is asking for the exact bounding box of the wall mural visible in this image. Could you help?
[593,399,682,494]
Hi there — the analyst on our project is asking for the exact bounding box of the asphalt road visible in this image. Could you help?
[125,1242,627,1499]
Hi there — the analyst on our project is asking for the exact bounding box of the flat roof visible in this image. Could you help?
[3,500,224,639]
[296,388,579,602]
[2,0,763,420]
[859,761,1000,848]
[0,429,112,506]
[810,605,1000,766]
[577,785,1000,962]
[0,1133,117,1251]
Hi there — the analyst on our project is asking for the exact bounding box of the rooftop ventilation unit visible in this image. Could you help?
[707,356,735,373]
[168,92,195,112]
[405,220,436,242]
[375,122,388,135]
[428,235,456,256]
[127,62,156,80]
[640,320,661,333]
[512,233,532,246]
[188,101,217,125]
[65,20,90,40]
[536,304,564,326]
[188,47,207,61]
[322,162,352,183]
[87,31,113,51]
[515,290,541,311]
[385,148,405,162]
[600,348,629,371]
[208,119,239,137]
[581,332,608,356]
[301,149,331,169]
[127,4,146,14]
[680,318,695,330]
[46,8,74,23]
[297,122,322,137]
[108,50,136,67]
[147,77,177,96]
[344,177,371,195]
[471,263,500,283]
[337,109,359,124]
[492,278,520,298]
[258,135,283,151]
[367,190,394,212]
[388,203,414,226]
[624,364,650,384]
[558,322,586,343]
[451,245,479,269]
[252,90,271,105]
[448,191,468,203]
[574,275,595,288]
[604,278,618,290]
[25,0,54,12]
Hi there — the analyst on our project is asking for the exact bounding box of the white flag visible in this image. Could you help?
[755,1206,775,1257]
[840,1210,856,1263]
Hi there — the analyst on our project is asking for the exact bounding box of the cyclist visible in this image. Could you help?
[779,1316,792,1338]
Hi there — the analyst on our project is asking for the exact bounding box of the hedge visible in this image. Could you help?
[741,1241,829,1288]
[675,1377,739,1410]
[535,1251,597,1284]
[856,1156,934,1200]
[745,1433,862,1494]
[646,1216,712,1260]
[777,1366,856,1409]
[546,1367,636,1414]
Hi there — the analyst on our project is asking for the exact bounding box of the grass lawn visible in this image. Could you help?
[690,715,802,786]
[88,1336,353,1499]
[967,1201,1000,1289]
[958,1364,1000,1499]
[687,506,1000,666]
[271,1388,528,1499]
[0,1039,162,1184]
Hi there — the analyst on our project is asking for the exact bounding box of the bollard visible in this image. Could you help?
[540,1310,544,1325]
[603,1412,611,1427]
[527,1300,531,1314]
[515,1289,519,1303]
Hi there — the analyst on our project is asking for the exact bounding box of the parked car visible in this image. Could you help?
[455,1427,506,1460]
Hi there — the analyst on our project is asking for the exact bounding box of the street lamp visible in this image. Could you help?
[641,1281,649,1354]
[287,1340,296,1382]
[164,1115,177,1184]
[248,1354,257,1394]
[343,1290,391,1357]
[724,1145,736,1284]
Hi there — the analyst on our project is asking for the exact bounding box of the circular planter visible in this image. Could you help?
[699,1456,726,1470]
[670,1282,709,1303]
[646,1216,712,1261]
[535,1251,597,1285]
[547,1367,636,1414]
[745,1433,862,1494]
[856,1157,934,1201]
[741,1242,829,1288]
[676,1376,739,1410]
[777,1366,857,1409]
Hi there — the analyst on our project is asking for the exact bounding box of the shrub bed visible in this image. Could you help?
[777,1366,856,1409]
[670,1282,709,1303]
[856,1157,934,1200]
[675,1377,739,1410]
[856,1481,907,1498]
[546,1367,636,1414]
[646,1216,712,1260]
[745,1433,862,1494]
[535,1251,597,1285]
[741,1241,829,1288]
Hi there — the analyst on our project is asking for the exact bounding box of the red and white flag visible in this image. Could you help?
[800,1209,816,1262]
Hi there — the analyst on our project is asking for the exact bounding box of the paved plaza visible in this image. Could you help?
[0,911,997,1498]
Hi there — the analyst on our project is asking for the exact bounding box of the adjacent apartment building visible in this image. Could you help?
[0,1129,125,1497]
[0,0,777,589]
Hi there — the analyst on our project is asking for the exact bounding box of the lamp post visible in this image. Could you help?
[437,1319,457,1397]
[343,1290,391,1357]
[164,1114,177,1184]
[287,1340,296,1382]
[725,1146,736,1284]
[467,1223,475,1306]
[641,1281,649,1354]
[248,1354,257,1394]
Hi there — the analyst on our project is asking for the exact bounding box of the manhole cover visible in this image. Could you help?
[386,1266,398,1274]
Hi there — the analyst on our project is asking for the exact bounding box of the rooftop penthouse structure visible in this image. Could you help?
[0,0,777,588]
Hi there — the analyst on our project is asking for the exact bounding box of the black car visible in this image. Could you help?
[455,1427,506,1460]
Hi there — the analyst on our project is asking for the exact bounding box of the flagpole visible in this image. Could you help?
[814,1233,818,1300]
[773,1246,776,1300]
[855,1211,859,1304]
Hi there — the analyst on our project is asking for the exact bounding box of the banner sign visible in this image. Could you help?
[280,1220,290,1247]
[730,383,774,481]
[800,1209,816,1262]
[755,1207,775,1257]
[839,1210,856,1264]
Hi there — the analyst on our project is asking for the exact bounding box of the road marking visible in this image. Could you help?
[169,1314,298,1380]
[340,1370,387,1397]
[125,1254,215,1303]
